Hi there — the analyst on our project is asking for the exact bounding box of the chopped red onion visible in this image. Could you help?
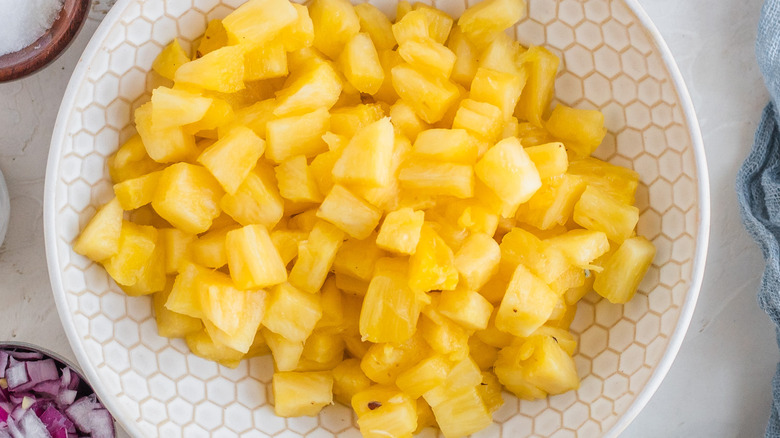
[5,365,27,390]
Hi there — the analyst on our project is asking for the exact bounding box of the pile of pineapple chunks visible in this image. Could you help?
[73,0,658,435]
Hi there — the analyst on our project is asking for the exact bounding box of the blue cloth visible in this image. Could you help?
[737,1,780,436]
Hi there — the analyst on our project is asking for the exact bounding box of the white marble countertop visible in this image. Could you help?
[0,0,773,437]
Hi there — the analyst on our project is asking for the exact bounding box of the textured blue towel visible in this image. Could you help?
[737,1,780,436]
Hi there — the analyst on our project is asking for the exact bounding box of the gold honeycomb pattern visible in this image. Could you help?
[47,0,702,436]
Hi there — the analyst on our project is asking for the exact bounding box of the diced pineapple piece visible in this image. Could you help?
[317,185,382,239]
[574,185,639,243]
[475,308,513,347]
[458,0,526,49]
[158,228,194,274]
[174,45,246,93]
[309,0,360,59]
[270,229,307,266]
[415,395,437,433]
[396,1,413,20]
[165,263,207,319]
[244,42,287,81]
[438,288,493,331]
[469,336,498,370]
[151,162,223,234]
[334,233,386,280]
[191,225,236,268]
[546,105,607,157]
[119,228,166,297]
[470,67,526,121]
[397,354,450,399]
[226,224,288,289]
[263,282,322,342]
[186,99,234,135]
[153,280,202,338]
[516,46,559,126]
[274,60,342,117]
[375,207,424,255]
[108,135,164,183]
[222,0,297,48]
[374,49,403,103]
[419,309,469,360]
[288,208,319,231]
[337,272,370,296]
[195,20,228,58]
[355,3,396,50]
[568,157,640,205]
[332,118,395,187]
[197,126,265,195]
[427,385,492,438]
[399,160,474,198]
[134,102,198,163]
[102,221,157,287]
[479,32,524,75]
[475,137,541,215]
[452,233,500,291]
[524,142,568,179]
[398,37,456,79]
[265,108,330,163]
[353,387,417,438]
[392,10,429,45]
[220,163,284,228]
[447,27,478,87]
[263,328,304,371]
[298,330,344,370]
[412,129,479,164]
[289,220,345,293]
[74,198,123,262]
[390,100,429,142]
[360,335,428,384]
[200,272,265,351]
[548,265,586,296]
[273,371,333,417]
[547,229,610,269]
[496,335,579,397]
[478,371,504,414]
[594,236,655,303]
[360,258,420,343]
[493,343,545,400]
[151,87,213,129]
[152,38,189,80]
[330,104,385,137]
[425,211,469,253]
[332,358,372,405]
[530,325,578,355]
[185,330,244,368]
[515,174,585,230]
[413,3,454,44]
[316,278,346,332]
[451,98,503,144]
[500,227,570,283]
[231,98,277,139]
[340,33,384,95]
[496,264,558,337]
[275,155,323,204]
[391,64,460,124]
[409,224,458,293]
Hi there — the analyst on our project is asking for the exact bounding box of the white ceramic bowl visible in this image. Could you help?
[44,0,710,436]
[0,167,9,247]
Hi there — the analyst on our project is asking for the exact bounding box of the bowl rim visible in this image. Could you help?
[42,0,712,436]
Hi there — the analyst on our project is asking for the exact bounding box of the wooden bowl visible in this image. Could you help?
[0,0,90,82]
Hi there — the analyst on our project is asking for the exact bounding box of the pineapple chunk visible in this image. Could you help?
[158,228,194,274]
[151,87,213,129]
[298,330,344,370]
[316,278,346,332]
[191,225,237,269]
[399,160,474,198]
[419,305,469,360]
[409,224,458,293]
[277,3,315,52]
[594,236,656,303]
[479,32,524,75]
[317,185,382,239]
[270,229,308,266]
[453,233,500,290]
[427,385,492,438]
[458,0,526,49]
[374,49,403,103]
[330,105,384,138]
[360,258,420,343]
[496,335,579,397]
[263,328,304,371]
[392,10,430,45]
[398,37,456,79]
[226,224,288,289]
[289,220,345,293]
[568,157,640,205]
[524,142,568,179]
[102,221,157,287]
[499,227,570,283]
[174,45,246,93]
[309,148,341,196]
[196,20,228,58]
[275,155,323,204]
[496,264,558,337]
[546,105,607,157]
[391,64,460,124]
[412,3,454,45]
[470,67,526,120]
[197,126,265,194]
[332,358,372,405]
[360,335,428,384]
[165,263,207,319]
[445,200,499,236]
[119,228,166,297]
[232,98,278,139]
[573,185,639,243]
[274,59,342,117]
[355,388,417,438]
[266,107,330,162]
[244,42,288,81]
[222,0,297,48]
[451,98,504,144]
[134,102,198,163]
[309,0,360,60]
[108,135,164,183]
[515,174,585,230]
[186,98,234,135]
[516,46,559,126]
[469,337,499,370]
[448,27,478,87]
[475,308,513,347]
[220,163,284,228]
[185,330,243,369]
[334,233,386,281]
[390,100,429,142]
[151,162,224,234]
[396,355,451,399]
[412,129,479,164]
[74,198,123,262]
[273,371,333,417]
[332,117,395,187]
[264,282,322,342]
[152,38,189,81]
[475,137,541,215]
[340,33,384,95]
[288,208,319,231]
[478,371,504,414]
[199,272,265,349]
[438,288,493,331]
[376,207,424,255]
[153,280,202,338]
[546,229,610,269]
[354,3,396,51]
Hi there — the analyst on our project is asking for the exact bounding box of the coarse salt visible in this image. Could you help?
[0,0,65,57]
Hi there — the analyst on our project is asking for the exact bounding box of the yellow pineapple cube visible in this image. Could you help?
[265,107,330,162]
[477,371,504,414]
[263,282,322,342]
[74,198,123,262]
[220,163,284,228]
[458,0,526,47]
[288,208,319,232]
[244,42,288,81]
[332,358,372,405]
[275,155,323,204]
[475,137,541,214]
[409,224,458,293]
[398,37,456,79]
[151,162,224,234]
[374,49,403,103]
[151,87,213,129]
[336,272,370,296]
[451,98,504,143]
[470,67,526,121]
[594,236,655,303]
[330,104,385,137]
[152,38,189,81]
[375,207,424,255]
[475,308,513,347]
[444,200,499,236]
[197,126,265,195]
[185,98,234,135]
[231,98,277,139]
[309,149,341,196]
[108,135,164,183]
[469,336,498,370]
[392,10,429,45]
[360,257,420,343]
[334,233,386,281]
[222,0,297,48]
[412,129,479,164]
[317,185,382,239]
[515,174,585,230]
[412,3,453,44]
[274,59,342,117]
[226,224,288,289]
[165,263,207,319]
[524,142,568,179]
[392,64,460,124]
[425,210,469,253]
[273,371,333,417]
[496,264,558,337]
[399,160,474,198]
[447,27,478,87]
[309,0,360,59]
[316,278,346,333]
[289,220,345,293]
[332,117,395,187]
[158,228,194,274]
[263,328,304,371]
[547,229,610,269]
[185,330,244,368]
[174,45,246,93]
[102,221,157,287]
[195,20,228,58]
[568,157,640,205]
[419,307,469,360]
[354,387,417,438]
[574,185,639,243]
[298,330,344,371]
[191,225,237,269]
[438,288,493,331]
[479,32,524,75]
[499,227,570,283]
[396,354,450,399]
[355,3,396,50]
[153,280,202,338]
[270,229,308,266]
[134,102,198,163]
[546,105,607,157]
[119,229,166,297]
[199,270,265,346]
[340,33,384,95]
[426,385,492,438]
[390,100,429,142]
[360,335,428,384]
[453,233,500,291]
[516,46,559,126]
[496,335,579,397]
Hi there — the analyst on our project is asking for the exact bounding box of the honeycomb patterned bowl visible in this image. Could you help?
[43,0,710,437]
